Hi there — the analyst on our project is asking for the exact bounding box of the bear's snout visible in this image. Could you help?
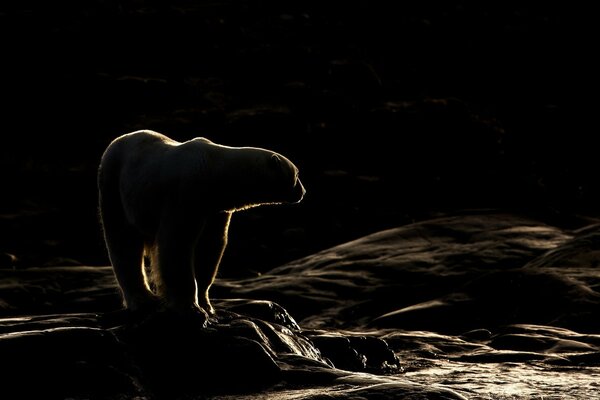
[291,180,306,203]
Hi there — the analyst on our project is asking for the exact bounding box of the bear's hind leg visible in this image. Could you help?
[103,223,156,311]
[194,212,231,315]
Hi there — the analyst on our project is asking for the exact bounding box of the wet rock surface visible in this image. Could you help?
[2,214,600,398]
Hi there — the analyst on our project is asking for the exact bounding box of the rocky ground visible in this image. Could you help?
[2,213,600,399]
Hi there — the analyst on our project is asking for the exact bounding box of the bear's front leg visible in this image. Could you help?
[154,217,206,319]
[194,212,232,315]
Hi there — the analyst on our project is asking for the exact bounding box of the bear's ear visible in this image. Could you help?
[270,154,282,169]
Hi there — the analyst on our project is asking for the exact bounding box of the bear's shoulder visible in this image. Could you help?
[189,137,214,145]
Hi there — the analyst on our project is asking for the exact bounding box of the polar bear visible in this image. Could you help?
[98,130,305,317]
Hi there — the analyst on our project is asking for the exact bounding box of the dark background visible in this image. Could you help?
[0,1,594,276]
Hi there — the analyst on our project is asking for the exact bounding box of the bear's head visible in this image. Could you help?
[230,148,305,211]
[268,153,306,204]
[242,148,306,208]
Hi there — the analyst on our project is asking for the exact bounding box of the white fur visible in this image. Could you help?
[98,130,305,314]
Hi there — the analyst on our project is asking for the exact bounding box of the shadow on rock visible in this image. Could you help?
[2,300,400,399]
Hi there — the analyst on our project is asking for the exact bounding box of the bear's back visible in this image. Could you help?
[112,130,176,151]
